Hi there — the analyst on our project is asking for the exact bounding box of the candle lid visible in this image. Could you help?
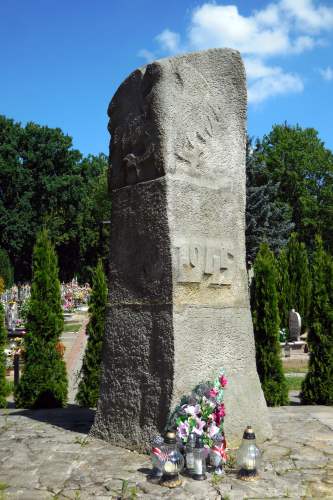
[164,430,177,444]
[243,426,256,440]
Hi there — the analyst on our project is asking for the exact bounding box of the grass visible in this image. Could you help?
[5,381,14,397]
[285,376,304,391]
[0,484,8,492]
[62,323,82,333]
[283,364,308,373]
[282,358,308,373]
[73,436,89,447]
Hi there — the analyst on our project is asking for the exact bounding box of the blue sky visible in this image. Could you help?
[1,0,332,156]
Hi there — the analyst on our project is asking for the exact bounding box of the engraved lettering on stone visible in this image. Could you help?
[176,243,234,286]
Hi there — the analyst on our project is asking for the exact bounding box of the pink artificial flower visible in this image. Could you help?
[208,388,219,398]
[183,404,200,416]
[208,422,220,438]
[193,417,205,436]
[219,374,228,387]
[177,421,189,439]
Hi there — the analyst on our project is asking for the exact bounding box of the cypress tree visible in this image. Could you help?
[277,248,290,330]
[14,229,68,408]
[325,253,333,309]
[76,260,107,407]
[0,248,14,289]
[251,243,288,406]
[286,233,312,331]
[301,236,333,404]
[0,301,7,408]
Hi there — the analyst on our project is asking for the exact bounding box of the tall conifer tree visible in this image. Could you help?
[15,229,68,408]
[286,233,311,331]
[76,260,107,407]
[0,301,7,408]
[277,248,290,330]
[301,236,333,404]
[251,243,288,406]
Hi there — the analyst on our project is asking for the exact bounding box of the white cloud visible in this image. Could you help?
[245,58,304,103]
[280,0,333,33]
[139,0,333,103]
[155,29,181,54]
[189,4,290,56]
[319,66,333,81]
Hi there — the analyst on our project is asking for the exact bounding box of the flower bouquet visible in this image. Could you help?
[169,369,228,466]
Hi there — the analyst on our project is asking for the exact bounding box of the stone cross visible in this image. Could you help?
[289,309,302,341]
[92,49,272,451]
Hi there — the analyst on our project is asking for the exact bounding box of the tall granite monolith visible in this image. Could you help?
[91,49,272,451]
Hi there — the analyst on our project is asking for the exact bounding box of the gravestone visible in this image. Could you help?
[92,49,272,451]
[5,302,18,332]
[289,309,301,341]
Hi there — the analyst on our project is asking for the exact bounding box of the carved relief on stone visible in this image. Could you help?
[174,240,234,287]
[108,65,165,189]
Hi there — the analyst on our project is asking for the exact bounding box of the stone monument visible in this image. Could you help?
[289,309,302,342]
[92,49,272,451]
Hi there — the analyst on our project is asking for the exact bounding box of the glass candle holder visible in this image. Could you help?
[148,435,164,483]
[209,434,226,475]
[185,432,196,475]
[160,430,184,488]
[192,436,207,481]
[236,426,261,481]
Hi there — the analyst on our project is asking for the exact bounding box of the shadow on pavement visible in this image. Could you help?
[2,404,95,434]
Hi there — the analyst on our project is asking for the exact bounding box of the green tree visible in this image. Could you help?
[0,115,109,281]
[76,260,107,407]
[14,230,68,408]
[255,124,333,253]
[277,248,289,330]
[0,302,7,408]
[251,243,288,406]
[301,236,333,404]
[326,253,333,310]
[0,248,14,289]
[246,137,294,265]
[286,233,312,332]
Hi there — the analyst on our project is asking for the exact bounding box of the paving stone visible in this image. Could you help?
[1,405,333,499]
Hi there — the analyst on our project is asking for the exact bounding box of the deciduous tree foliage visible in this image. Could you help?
[14,230,68,408]
[0,115,110,282]
[251,243,288,406]
[301,236,333,405]
[254,124,333,253]
[76,260,107,407]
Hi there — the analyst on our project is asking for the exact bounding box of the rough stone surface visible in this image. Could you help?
[1,406,333,499]
[92,48,271,451]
